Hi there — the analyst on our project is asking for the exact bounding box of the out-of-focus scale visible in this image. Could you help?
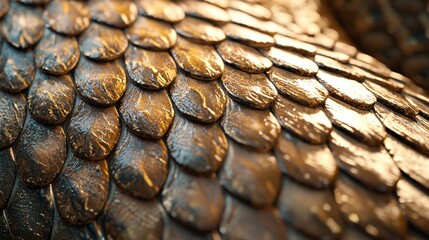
[332,0,429,90]
[0,0,429,239]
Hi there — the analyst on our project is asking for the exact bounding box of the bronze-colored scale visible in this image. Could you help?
[0,0,429,239]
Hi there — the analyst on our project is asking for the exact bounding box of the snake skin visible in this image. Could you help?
[0,0,429,239]
[332,0,429,90]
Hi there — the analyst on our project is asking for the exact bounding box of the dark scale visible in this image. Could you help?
[174,17,226,45]
[125,16,177,50]
[27,71,75,125]
[267,67,328,107]
[0,42,35,93]
[221,65,277,109]
[111,130,169,200]
[216,40,273,73]
[274,130,338,189]
[329,129,400,191]
[35,29,80,75]
[124,45,177,90]
[272,94,332,144]
[14,118,66,187]
[0,0,429,239]
[54,154,109,225]
[170,72,227,123]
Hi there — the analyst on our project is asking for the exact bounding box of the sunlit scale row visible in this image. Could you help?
[0,0,429,239]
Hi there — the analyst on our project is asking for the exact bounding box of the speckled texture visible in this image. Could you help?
[0,0,429,239]
[0,91,26,149]
[272,94,332,144]
[14,118,66,187]
[35,29,80,75]
[28,72,75,125]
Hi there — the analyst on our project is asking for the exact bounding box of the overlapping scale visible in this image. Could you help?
[0,91,26,149]
[221,66,277,109]
[35,29,80,75]
[274,130,338,188]
[221,98,281,151]
[202,0,229,9]
[384,134,429,190]
[278,177,345,239]
[360,68,404,92]
[43,0,90,36]
[120,84,174,139]
[28,72,75,125]
[354,53,391,77]
[274,34,317,56]
[404,86,429,107]
[167,115,227,174]
[334,174,407,240]
[272,94,332,144]
[14,118,66,187]
[0,42,35,93]
[74,57,126,106]
[334,41,358,57]
[227,9,278,35]
[79,22,128,61]
[5,181,54,240]
[125,16,177,50]
[174,17,226,45]
[0,3,44,49]
[261,47,319,76]
[216,40,272,73]
[364,81,418,118]
[89,0,137,28]
[314,54,364,81]
[418,115,429,130]
[162,163,224,232]
[1,0,429,239]
[375,103,429,155]
[103,187,164,240]
[325,97,386,146]
[303,34,336,50]
[124,46,176,90]
[317,70,376,110]
[178,0,230,24]
[405,95,429,119]
[135,0,185,23]
[315,55,364,81]
[171,37,224,80]
[220,195,287,240]
[229,0,271,20]
[267,67,328,107]
[316,47,350,64]
[170,73,226,123]
[54,154,109,225]
[110,130,168,200]
[329,129,400,191]
[0,149,16,209]
[396,179,429,235]
[220,140,281,207]
[67,99,121,160]
[222,23,275,48]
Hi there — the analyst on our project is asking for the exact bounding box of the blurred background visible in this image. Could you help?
[331,0,429,90]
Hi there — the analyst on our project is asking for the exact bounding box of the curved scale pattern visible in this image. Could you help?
[0,1,428,239]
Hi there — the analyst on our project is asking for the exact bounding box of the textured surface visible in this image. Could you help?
[332,0,429,90]
[0,0,429,239]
